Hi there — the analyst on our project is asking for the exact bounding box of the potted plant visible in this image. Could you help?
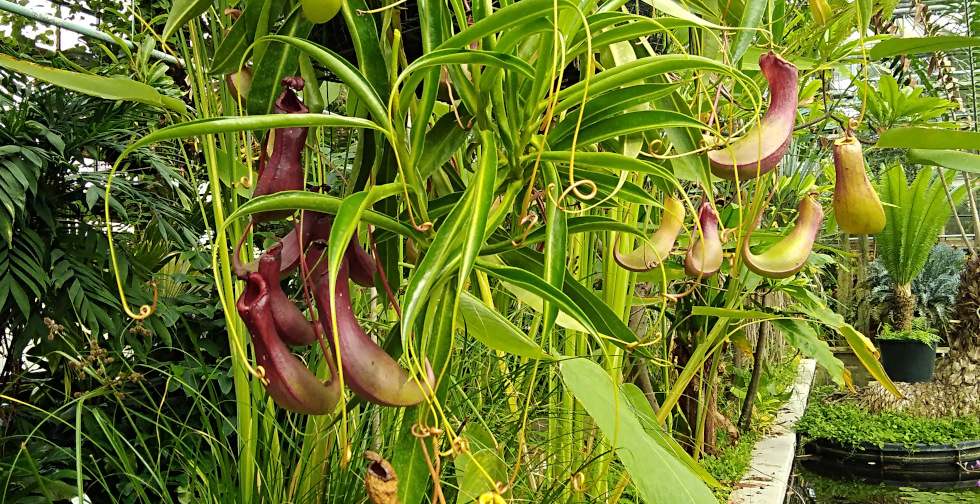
[878,321,942,383]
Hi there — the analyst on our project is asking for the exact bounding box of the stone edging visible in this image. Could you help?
[728,358,817,504]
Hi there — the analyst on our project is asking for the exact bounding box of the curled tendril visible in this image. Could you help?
[125,282,158,320]
[847,118,860,134]
[412,423,441,439]
[543,179,598,215]
[571,472,587,493]
[451,437,470,456]
[647,137,719,160]
[510,214,539,247]
[251,364,270,387]
[625,341,640,353]
[236,175,252,189]
[647,138,665,156]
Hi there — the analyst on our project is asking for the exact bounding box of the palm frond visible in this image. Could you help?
[879,165,966,284]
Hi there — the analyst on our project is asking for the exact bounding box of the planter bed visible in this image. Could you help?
[801,436,980,488]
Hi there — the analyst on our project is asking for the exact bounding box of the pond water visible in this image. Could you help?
[785,466,980,503]
[785,353,980,503]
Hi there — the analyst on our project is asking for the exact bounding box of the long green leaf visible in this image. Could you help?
[397,49,536,113]
[870,36,980,60]
[533,151,674,180]
[438,0,577,50]
[126,115,384,152]
[876,127,980,150]
[542,162,567,335]
[0,54,185,113]
[731,0,767,64]
[481,216,645,254]
[457,292,552,360]
[550,83,682,142]
[555,55,754,116]
[161,0,211,40]
[224,189,425,241]
[785,287,902,397]
[908,149,980,174]
[561,357,717,504]
[620,383,721,487]
[246,8,314,117]
[210,1,263,74]
[475,260,599,338]
[261,35,390,130]
[550,111,705,150]
[401,183,475,339]
[770,319,849,389]
[856,0,872,36]
[457,132,497,292]
[341,0,390,98]
[495,249,653,358]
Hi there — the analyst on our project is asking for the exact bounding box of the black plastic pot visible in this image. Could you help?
[879,339,938,383]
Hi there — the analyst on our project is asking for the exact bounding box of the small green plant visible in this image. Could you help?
[797,401,980,449]
[877,322,942,346]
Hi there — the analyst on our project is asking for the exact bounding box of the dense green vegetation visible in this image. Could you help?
[0,0,978,502]
[797,386,980,449]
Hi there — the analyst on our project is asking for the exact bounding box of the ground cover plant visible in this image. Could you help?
[798,385,980,449]
[0,0,979,502]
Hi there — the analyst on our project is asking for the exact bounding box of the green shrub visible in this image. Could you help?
[877,322,942,345]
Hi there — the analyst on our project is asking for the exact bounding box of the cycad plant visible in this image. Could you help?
[877,165,967,331]
[864,243,966,334]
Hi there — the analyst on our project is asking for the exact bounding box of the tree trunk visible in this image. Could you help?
[627,297,662,418]
[739,330,769,431]
[837,233,854,313]
[893,283,915,331]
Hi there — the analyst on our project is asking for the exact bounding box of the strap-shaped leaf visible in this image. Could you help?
[476,259,599,338]
[456,131,497,294]
[870,36,980,60]
[246,8,314,117]
[731,0,767,64]
[260,35,390,130]
[0,54,185,113]
[126,114,384,152]
[438,0,578,50]
[908,149,980,174]
[400,173,478,340]
[457,291,552,359]
[161,0,211,41]
[554,55,755,117]
[550,110,705,151]
[210,0,266,74]
[550,83,681,143]
[502,248,654,358]
[226,188,425,243]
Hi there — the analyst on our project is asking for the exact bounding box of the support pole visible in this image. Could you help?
[0,0,182,66]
